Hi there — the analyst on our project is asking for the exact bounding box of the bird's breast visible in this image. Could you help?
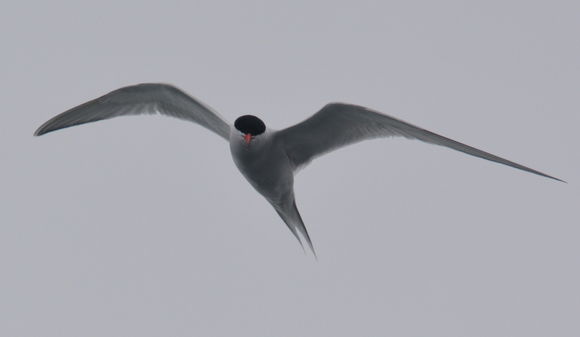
[229,134,293,200]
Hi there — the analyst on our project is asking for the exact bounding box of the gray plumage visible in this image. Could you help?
[34,83,564,257]
[34,83,230,139]
[278,103,563,182]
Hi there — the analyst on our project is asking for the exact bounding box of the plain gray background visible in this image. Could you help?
[1,0,578,336]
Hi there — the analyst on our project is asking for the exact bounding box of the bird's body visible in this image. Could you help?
[229,127,313,252]
[35,83,563,257]
[230,128,288,202]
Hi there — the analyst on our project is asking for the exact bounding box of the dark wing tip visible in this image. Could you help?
[551,176,567,184]
[34,125,48,136]
[34,120,57,136]
[527,168,566,183]
[543,175,566,183]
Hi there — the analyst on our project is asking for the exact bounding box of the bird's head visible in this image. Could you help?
[234,115,266,144]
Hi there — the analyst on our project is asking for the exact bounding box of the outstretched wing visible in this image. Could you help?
[34,83,231,140]
[276,103,563,182]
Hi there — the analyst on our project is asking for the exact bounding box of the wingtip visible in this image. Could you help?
[34,122,60,136]
[543,173,566,183]
[34,122,51,136]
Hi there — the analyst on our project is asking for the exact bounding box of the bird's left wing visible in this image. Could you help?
[276,103,563,182]
[34,83,231,140]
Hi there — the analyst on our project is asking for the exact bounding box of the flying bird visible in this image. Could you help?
[34,83,563,256]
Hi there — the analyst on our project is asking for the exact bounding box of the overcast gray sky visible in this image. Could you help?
[1,0,579,336]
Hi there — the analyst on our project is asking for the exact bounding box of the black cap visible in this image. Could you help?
[234,115,266,135]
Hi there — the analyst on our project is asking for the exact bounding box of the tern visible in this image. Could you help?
[34,83,563,256]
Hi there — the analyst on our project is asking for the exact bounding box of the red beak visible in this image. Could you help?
[244,133,252,144]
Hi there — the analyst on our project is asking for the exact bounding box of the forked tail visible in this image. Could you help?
[274,199,317,259]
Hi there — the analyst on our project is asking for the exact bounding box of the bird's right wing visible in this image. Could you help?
[276,103,563,182]
[34,83,231,140]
